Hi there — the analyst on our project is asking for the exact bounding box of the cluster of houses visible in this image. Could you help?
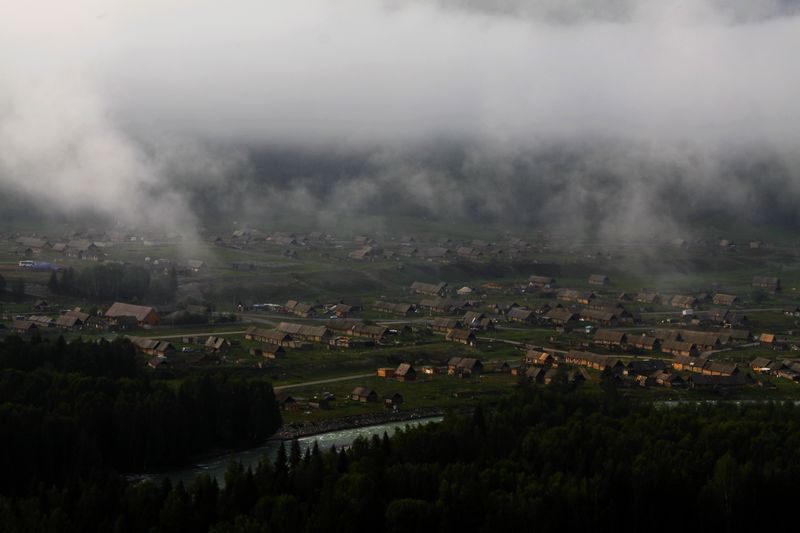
[376,363,417,381]
[144,257,208,276]
[591,328,753,357]
[348,236,535,263]
[11,236,105,260]
[282,300,363,319]
[10,302,160,336]
[129,333,240,368]
[277,391,338,412]
[244,319,412,353]
[276,385,405,411]
[518,348,753,390]
[376,358,486,382]
[751,357,800,382]
[222,229,332,248]
[212,229,539,264]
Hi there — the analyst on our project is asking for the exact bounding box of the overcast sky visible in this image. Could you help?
[1,0,799,231]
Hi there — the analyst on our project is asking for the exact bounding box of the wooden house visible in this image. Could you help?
[55,310,90,330]
[105,302,159,326]
[528,275,556,288]
[384,393,404,408]
[588,274,610,286]
[543,308,578,327]
[506,307,535,324]
[661,340,699,357]
[525,367,546,384]
[593,329,627,348]
[679,331,723,351]
[565,351,624,373]
[629,335,660,351]
[652,371,685,388]
[259,344,286,359]
[752,276,781,292]
[672,355,707,373]
[670,295,697,309]
[395,363,417,382]
[702,361,739,377]
[205,336,231,353]
[410,281,448,297]
[429,317,463,333]
[245,327,294,347]
[12,320,38,335]
[129,337,175,357]
[285,300,318,318]
[525,349,556,366]
[276,322,332,343]
[447,357,483,376]
[635,292,660,305]
[351,387,379,403]
[376,368,396,378]
[373,301,415,316]
[463,311,493,330]
[350,323,390,341]
[580,308,619,327]
[543,368,561,385]
[446,329,476,346]
[712,293,739,306]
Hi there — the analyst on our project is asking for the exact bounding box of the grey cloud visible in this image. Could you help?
[0,0,799,240]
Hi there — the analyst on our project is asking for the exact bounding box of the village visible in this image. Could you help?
[2,222,800,426]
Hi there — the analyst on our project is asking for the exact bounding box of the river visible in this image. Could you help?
[146,416,443,487]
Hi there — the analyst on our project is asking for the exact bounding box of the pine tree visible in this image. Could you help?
[47,271,60,294]
[11,278,24,302]
[289,439,302,469]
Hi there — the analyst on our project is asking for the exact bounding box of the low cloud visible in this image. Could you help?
[0,1,798,238]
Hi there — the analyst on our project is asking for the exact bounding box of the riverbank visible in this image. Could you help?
[271,406,454,440]
[137,413,448,486]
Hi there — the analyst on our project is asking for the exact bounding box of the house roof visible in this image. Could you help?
[506,308,534,320]
[662,339,698,352]
[351,324,389,337]
[545,308,578,322]
[395,363,415,376]
[247,327,293,342]
[635,292,659,303]
[631,335,658,347]
[594,329,627,343]
[712,293,738,305]
[750,357,772,369]
[525,367,544,379]
[580,308,618,322]
[430,317,463,329]
[446,329,475,341]
[374,301,414,314]
[705,361,738,375]
[277,322,330,338]
[411,281,448,294]
[105,302,157,322]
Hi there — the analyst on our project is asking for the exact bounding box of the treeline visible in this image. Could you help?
[47,264,177,303]
[0,335,139,377]
[0,337,281,497]
[3,386,800,532]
